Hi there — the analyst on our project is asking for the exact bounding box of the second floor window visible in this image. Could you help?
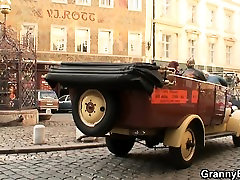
[51,26,67,51]
[209,43,215,63]
[226,45,232,64]
[162,34,171,58]
[225,13,232,32]
[128,0,141,11]
[208,9,215,28]
[98,30,113,54]
[162,0,171,16]
[75,29,90,53]
[100,0,113,8]
[190,5,196,24]
[76,0,91,5]
[20,24,38,50]
[188,39,196,58]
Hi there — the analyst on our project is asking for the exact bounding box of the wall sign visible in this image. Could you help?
[47,9,96,21]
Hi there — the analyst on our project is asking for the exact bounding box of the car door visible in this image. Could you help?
[211,85,226,125]
[197,83,215,126]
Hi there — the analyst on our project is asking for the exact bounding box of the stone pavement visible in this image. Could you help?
[0,113,105,154]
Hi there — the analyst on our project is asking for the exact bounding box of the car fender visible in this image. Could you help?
[223,107,231,123]
[227,110,240,137]
[163,115,205,147]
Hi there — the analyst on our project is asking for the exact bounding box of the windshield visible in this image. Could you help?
[39,91,58,99]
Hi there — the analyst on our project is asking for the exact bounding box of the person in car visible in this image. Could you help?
[182,57,206,81]
[168,61,181,75]
[203,71,228,87]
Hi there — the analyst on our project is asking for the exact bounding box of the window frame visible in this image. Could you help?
[76,0,91,6]
[98,29,113,54]
[207,8,216,28]
[75,28,90,53]
[162,34,171,58]
[224,12,233,33]
[52,0,67,4]
[128,32,142,56]
[188,39,196,58]
[50,25,67,52]
[161,0,171,16]
[209,43,215,63]
[20,23,38,50]
[128,0,142,11]
[99,0,114,8]
[226,45,232,64]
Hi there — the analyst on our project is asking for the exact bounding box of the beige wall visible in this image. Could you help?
[146,0,240,73]
[2,0,146,63]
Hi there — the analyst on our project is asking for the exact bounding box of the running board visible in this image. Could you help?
[205,132,236,140]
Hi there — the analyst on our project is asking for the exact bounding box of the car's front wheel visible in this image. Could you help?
[106,133,135,157]
[72,89,118,136]
[169,124,197,169]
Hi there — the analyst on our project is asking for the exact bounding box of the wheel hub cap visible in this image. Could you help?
[181,128,195,161]
[85,101,96,113]
[79,90,106,127]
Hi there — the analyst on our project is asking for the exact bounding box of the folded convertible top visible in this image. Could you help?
[46,62,164,94]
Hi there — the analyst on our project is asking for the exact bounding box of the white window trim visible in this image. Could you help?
[188,39,196,58]
[128,31,142,56]
[99,0,114,8]
[162,34,171,58]
[224,12,232,33]
[52,0,67,4]
[161,0,171,16]
[128,0,142,12]
[188,3,197,24]
[75,27,90,53]
[76,0,91,6]
[209,43,215,63]
[226,45,232,64]
[98,29,113,54]
[50,25,67,52]
[207,8,215,28]
[20,22,38,50]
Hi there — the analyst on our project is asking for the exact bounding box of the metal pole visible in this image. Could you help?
[3,13,6,37]
[152,0,156,63]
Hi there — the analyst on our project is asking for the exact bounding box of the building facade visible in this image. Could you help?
[1,0,146,93]
[5,0,146,63]
[146,0,240,73]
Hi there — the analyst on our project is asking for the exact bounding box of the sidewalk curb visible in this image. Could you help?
[0,143,106,154]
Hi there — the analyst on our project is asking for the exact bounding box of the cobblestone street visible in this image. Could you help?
[0,113,79,150]
[0,136,240,180]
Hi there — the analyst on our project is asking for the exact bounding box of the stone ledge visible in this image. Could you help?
[0,109,39,126]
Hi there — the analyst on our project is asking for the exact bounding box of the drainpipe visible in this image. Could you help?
[152,0,156,63]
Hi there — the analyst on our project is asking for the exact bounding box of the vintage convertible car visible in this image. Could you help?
[46,62,240,169]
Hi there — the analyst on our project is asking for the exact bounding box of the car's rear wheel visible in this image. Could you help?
[232,135,240,147]
[169,124,197,169]
[106,133,135,157]
[72,89,118,136]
